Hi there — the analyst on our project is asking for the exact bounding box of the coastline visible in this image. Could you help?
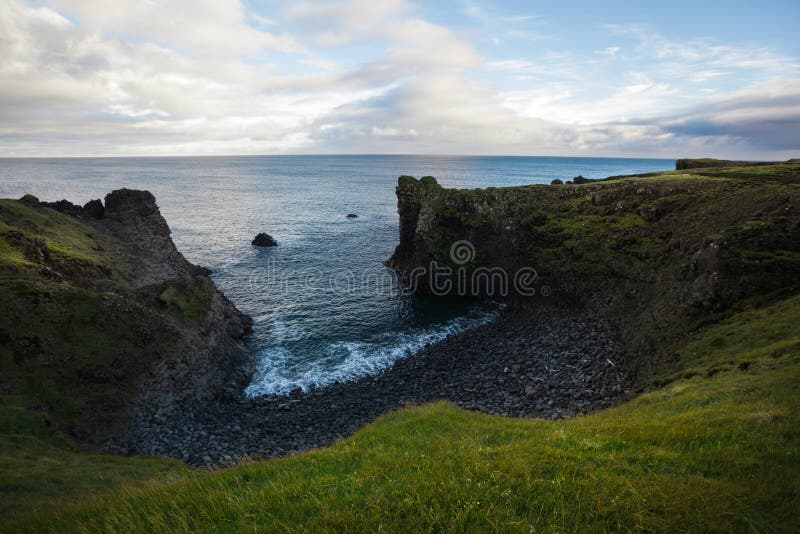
[122,300,631,467]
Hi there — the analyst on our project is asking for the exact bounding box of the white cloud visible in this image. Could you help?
[0,1,797,158]
[598,46,620,57]
[47,0,306,56]
[287,0,410,45]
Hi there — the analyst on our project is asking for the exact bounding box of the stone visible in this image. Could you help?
[346,214,358,218]
[572,175,591,184]
[252,232,278,247]
[42,199,84,217]
[83,199,105,219]
[550,179,563,185]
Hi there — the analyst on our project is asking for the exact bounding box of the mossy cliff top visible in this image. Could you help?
[0,190,252,443]
[388,160,800,378]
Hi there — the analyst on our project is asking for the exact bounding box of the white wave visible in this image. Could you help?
[244,307,498,397]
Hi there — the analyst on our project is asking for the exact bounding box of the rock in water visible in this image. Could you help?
[252,232,278,247]
[346,214,358,218]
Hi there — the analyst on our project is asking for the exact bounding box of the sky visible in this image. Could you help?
[1,0,799,158]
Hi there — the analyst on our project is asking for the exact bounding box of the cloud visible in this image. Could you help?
[46,0,306,56]
[598,46,620,58]
[655,78,800,150]
[0,1,797,158]
[287,0,410,45]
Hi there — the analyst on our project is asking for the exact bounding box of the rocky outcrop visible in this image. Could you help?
[252,232,278,247]
[387,166,800,379]
[0,190,253,445]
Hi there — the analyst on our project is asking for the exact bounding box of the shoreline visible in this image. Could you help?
[120,299,633,467]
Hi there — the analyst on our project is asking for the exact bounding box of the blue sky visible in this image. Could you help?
[1,0,798,157]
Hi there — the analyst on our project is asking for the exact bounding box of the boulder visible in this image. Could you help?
[346,214,358,219]
[550,179,563,185]
[252,233,278,247]
[83,199,104,219]
[572,175,591,184]
[41,199,84,217]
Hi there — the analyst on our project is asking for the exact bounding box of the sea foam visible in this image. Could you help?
[244,307,498,397]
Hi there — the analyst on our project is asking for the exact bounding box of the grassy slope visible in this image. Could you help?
[2,291,797,532]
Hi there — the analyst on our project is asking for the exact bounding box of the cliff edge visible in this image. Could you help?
[0,190,252,446]
[388,161,800,379]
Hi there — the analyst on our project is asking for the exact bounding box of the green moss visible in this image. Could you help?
[0,234,30,266]
[430,198,460,219]
[738,249,800,264]
[419,175,439,187]
[159,277,212,323]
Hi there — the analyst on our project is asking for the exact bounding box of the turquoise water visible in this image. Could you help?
[0,155,671,395]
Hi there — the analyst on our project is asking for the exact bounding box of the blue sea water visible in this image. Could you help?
[0,155,671,395]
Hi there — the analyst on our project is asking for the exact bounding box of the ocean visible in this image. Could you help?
[0,155,671,395]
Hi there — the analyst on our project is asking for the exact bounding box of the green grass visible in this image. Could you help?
[2,293,799,532]
[606,160,800,185]
[0,395,190,522]
[159,277,213,323]
[0,199,106,267]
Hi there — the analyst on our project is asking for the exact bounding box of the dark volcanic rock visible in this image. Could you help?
[83,199,104,219]
[550,179,563,185]
[41,199,84,217]
[116,301,632,467]
[252,233,278,247]
[346,214,358,218]
[572,175,591,184]
[104,189,162,221]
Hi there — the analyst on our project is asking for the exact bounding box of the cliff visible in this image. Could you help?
[0,190,252,444]
[675,158,775,170]
[388,161,800,378]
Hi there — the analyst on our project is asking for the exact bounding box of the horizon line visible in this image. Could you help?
[0,152,689,161]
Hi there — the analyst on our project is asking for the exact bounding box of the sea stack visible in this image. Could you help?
[252,232,278,247]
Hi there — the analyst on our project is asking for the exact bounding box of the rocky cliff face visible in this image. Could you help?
[388,163,800,378]
[0,190,252,444]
